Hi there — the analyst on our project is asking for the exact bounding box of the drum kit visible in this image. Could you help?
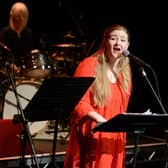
[49,41,86,77]
[0,36,87,136]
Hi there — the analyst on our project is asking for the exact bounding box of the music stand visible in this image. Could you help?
[24,77,95,167]
[92,113,168,168]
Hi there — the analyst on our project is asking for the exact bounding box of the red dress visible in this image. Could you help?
[64,56,131,168]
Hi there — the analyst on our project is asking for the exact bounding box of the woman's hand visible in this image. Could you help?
[87,111,107,123]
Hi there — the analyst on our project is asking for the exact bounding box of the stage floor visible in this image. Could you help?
[0,121,167,167]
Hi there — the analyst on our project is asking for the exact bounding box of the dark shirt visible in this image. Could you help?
[0,26,34,67]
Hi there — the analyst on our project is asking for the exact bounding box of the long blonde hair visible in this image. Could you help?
[91,24,132,107]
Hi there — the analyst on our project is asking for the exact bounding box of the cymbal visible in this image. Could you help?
[64,33,76,39]
[50,43,76,48]
[76,42,87,47]
[54,56,65,61]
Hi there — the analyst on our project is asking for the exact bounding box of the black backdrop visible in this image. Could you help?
[0,0,167,114]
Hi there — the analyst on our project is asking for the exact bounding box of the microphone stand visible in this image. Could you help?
[5,61,40,168]
[139,66,168,168]
[139,66,167,114]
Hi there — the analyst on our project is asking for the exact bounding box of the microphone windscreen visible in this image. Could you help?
[122,50,130,56]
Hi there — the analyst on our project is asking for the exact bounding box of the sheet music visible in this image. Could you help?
[125,112,168,116]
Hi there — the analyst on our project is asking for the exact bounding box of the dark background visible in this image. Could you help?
[0,0,167,114]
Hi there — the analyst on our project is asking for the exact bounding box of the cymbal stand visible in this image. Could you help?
[51,120,59,167]
[6,62,40,168]
[45,119,60,167]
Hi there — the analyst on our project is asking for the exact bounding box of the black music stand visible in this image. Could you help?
[24,77,95,167]
[92,113,168,168]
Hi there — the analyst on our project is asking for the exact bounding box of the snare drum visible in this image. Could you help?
[2,80,48,136]
[22,49,51,79]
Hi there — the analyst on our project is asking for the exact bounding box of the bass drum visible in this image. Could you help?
[2,80,48,136]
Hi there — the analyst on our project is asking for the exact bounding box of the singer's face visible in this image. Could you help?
[105,30,129,59]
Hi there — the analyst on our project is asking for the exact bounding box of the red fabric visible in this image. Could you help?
[0,119,31,157]
[64,56,131,168]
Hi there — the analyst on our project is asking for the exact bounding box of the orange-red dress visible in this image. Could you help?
[64,56,131,168]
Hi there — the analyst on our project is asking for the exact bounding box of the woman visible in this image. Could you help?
[64,24,132,168]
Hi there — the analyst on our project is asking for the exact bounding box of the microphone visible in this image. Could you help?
[122,50,151,68]
[0,41,11,53]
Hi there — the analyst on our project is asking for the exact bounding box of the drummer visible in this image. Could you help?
[0,2,35,76]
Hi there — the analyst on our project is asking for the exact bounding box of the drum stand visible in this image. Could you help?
[5,63,40,168]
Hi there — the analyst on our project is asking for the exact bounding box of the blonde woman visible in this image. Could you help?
[64,24,132,168]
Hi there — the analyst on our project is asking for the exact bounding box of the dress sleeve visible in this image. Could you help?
[72,57,97,123]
